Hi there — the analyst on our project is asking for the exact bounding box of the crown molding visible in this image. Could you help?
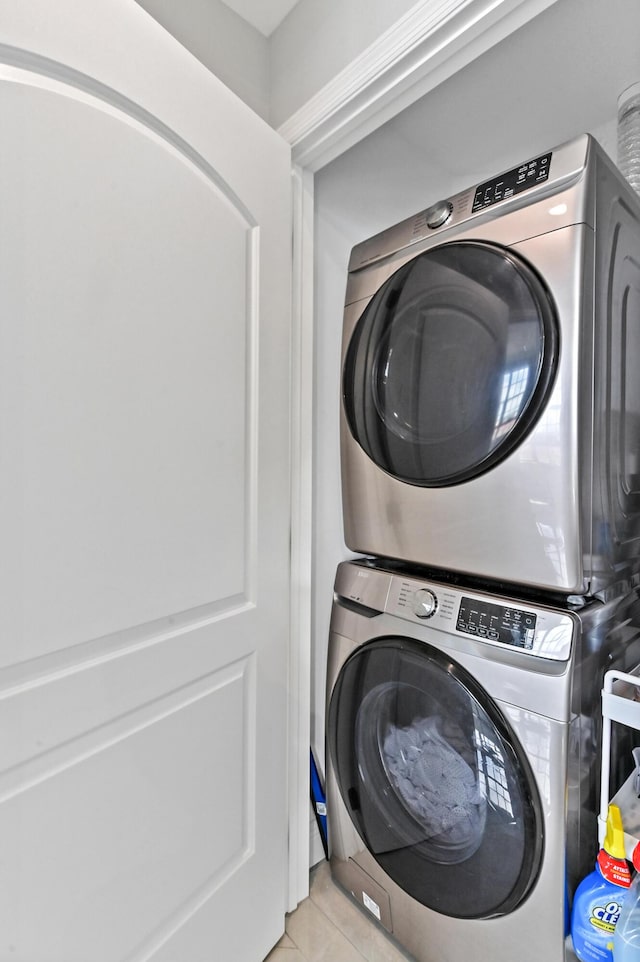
[278,0,560,172]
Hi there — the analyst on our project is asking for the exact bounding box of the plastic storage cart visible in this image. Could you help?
[599,670,640,858]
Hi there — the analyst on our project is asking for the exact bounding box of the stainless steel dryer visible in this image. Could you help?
[341,134,640,596]
[326,559,640,962]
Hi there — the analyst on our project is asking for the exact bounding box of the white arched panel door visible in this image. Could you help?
[0,3,291,960]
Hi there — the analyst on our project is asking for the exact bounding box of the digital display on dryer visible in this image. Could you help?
[456,597,537,649]
[471,152,552,212]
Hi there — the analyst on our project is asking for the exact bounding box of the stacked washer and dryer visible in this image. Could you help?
[325,134,640,962]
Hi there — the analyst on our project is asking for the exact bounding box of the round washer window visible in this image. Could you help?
[328,637,544,918]
[343,241,558,486]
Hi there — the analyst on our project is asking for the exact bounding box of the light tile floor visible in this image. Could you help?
[264,864,579,962]
[264,861,415,962]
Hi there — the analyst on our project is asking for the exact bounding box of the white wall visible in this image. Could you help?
[135,0,270,121]
[268,0,419,129]
[135,0,419,129]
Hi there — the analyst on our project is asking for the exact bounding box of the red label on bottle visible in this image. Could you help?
[597,849,632,887]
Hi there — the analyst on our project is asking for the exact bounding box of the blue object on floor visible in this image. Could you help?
[310,748,328,859]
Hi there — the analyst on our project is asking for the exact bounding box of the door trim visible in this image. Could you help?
[288,164,315,910]
[279,0,561,172]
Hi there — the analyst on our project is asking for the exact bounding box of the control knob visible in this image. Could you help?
[426,200,453,229]
[412,588,438,619]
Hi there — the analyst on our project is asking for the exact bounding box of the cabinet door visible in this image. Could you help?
[0,3,291,959]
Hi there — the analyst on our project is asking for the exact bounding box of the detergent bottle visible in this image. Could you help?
[614,840,640,961]
[571,804,631,962]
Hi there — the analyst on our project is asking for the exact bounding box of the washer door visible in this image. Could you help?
[327,637,544,919]
[343,241,558,486]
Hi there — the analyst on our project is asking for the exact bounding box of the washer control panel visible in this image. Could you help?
[456,596,536,649]
[385,574,574,661]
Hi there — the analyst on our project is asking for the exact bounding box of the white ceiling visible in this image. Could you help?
[219,0,300,36]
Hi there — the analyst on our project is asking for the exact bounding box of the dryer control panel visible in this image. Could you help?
[471,151,551,212]
[346,134,591,275]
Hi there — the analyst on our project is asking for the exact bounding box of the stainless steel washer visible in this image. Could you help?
[326,559,640,962]
[340,134,640,596]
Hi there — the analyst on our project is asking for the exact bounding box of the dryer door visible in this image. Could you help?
[327,637,544,919]
[343,241,558,486]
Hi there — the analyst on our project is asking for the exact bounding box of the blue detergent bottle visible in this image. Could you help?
[614,841,640,961]
[571,804,632,962]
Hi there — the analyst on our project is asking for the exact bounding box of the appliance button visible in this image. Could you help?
[425,201,453,229]
[412,588,438,619]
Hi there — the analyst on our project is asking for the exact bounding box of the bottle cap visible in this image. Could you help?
[604,804,627,859]
[598,805,632,887]
[632,841,640,873]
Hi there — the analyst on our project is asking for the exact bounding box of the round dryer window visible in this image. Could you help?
[327,637,544,919]
[343,241,558,486]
